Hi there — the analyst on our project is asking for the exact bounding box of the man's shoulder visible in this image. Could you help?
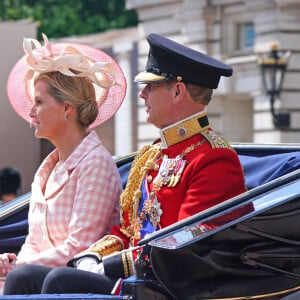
[200,129,233,150]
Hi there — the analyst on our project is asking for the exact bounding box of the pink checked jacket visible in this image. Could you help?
[17,130,122,267]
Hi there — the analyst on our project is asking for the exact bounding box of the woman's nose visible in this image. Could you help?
[29,106,35,118]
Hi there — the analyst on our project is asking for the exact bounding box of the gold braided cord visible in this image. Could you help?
[70,235,124,264]
[120,143,161,235]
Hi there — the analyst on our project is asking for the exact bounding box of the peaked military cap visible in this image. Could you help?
[135,33,233,89]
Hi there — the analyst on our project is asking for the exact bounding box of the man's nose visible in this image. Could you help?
[139,85,149,100]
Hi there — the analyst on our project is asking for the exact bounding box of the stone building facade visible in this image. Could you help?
[0,20,39,194]
[127,0,300,147]
[1,0,300,192]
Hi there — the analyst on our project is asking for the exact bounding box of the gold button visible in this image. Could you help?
[154,164,159,170]
[147,175,153,182]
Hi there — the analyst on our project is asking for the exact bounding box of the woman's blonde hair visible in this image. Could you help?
[34,71,98,127]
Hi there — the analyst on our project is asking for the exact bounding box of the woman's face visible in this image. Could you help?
[29,80,66,141]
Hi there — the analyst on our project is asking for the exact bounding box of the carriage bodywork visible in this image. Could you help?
[0,143,300,300]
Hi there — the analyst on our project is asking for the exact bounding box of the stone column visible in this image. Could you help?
[113,41,135,156]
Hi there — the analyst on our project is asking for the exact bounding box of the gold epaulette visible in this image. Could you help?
[201,129,233,150]
[72,235,124,262]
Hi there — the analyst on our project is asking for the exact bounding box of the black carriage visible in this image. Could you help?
[1,143,300,300]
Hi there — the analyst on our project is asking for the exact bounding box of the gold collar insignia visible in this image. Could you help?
[160,111,210,148]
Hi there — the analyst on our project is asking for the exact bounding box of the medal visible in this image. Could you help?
[153,156,187,190]
[141,191,163,228]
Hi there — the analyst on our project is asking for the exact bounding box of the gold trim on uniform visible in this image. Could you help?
[121,252,135,278]
[72,235,124,262]
[119,144,161,242]
[154,163,160,171]
[206,284,300,299]
[147,175,153,183]
[201,129,232,150]
[160,111,210,148]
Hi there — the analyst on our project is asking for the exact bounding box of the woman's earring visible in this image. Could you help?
[64,115,67,122]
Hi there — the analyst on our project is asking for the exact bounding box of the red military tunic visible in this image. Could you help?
[69,111,246,283]
[113,111,246,248]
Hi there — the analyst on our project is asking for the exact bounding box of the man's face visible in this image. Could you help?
[139,81,174,129]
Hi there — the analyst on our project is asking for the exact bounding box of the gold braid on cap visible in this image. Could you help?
[23,33,121,89]
[120,144,161,240]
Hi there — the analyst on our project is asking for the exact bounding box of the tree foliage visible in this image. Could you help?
[0,0,138,39]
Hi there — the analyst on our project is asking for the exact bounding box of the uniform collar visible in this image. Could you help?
[159,111,210,148]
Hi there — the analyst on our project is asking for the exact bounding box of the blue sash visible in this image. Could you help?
[138,178,157,239]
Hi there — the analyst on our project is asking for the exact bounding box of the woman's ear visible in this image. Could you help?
[63,102,74,118]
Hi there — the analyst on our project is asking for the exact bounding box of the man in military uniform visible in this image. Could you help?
[4,33,247,295]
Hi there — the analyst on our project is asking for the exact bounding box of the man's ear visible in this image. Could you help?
[173,82,187,104]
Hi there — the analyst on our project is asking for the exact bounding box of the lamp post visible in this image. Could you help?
[257,43,291,128]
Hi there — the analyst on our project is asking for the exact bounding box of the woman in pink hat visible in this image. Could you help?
[0,34,126,292]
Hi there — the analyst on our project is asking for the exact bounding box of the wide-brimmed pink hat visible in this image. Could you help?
[7,34,126,128]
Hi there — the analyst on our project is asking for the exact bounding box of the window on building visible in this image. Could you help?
[237,22,255,50]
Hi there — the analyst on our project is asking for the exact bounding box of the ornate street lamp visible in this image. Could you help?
[257,43,291,128]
